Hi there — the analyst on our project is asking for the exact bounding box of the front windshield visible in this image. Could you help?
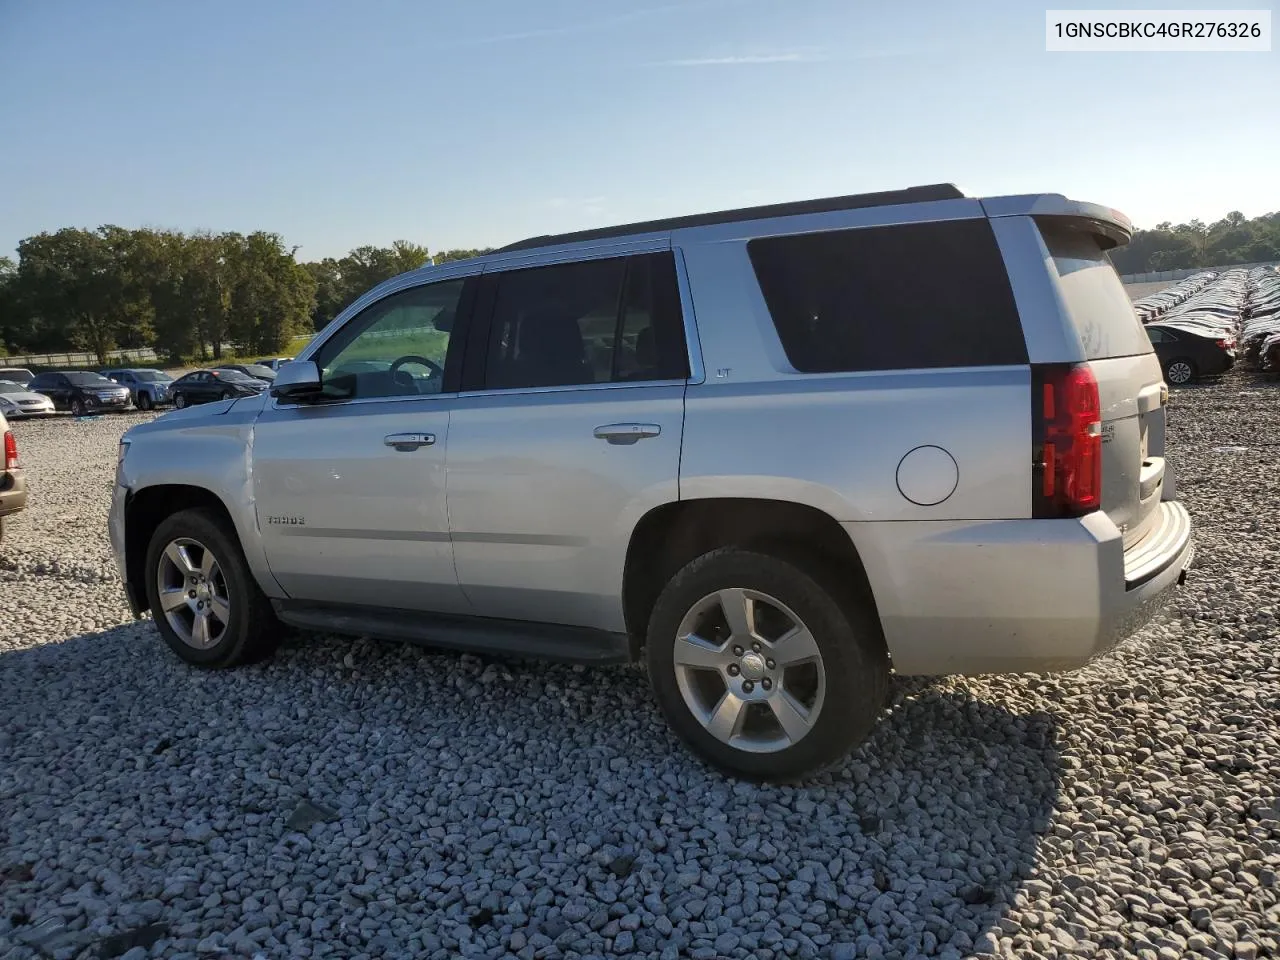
[65,372,115,386]
[0,381,26,394]
[213,369,253,382]
[133,370,171,382]
[241,364,275,378]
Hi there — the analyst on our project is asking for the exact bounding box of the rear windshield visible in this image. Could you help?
[748,219,1028,373]
[1039,222,1152,360]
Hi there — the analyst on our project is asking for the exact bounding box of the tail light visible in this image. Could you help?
[1216,338,1234,350]
[3,430,17,472]
[1032,364,1102,518]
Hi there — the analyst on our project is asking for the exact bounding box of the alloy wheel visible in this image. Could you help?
[673,588,827,753]
[1166,361,1193,385]
[155,538,232,649]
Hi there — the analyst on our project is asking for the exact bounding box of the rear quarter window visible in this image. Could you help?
[1039,221,1152,361]
[747,219,1028,373]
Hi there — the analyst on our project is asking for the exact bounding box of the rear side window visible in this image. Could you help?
[1039,221,1152,360]
[748,220,1027,373]
[482,252,688,390]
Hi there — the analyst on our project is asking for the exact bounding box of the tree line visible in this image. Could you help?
[0,227,492,364]
[1109,210,1280,274]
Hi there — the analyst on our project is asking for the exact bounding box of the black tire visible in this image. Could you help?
[174,393,188,409]
[70,397,87,416]
[144,507,280,667]
[646,547,888,782]
[137,392,153,411]
[220,389,234,401]
[1164,357,1196,386]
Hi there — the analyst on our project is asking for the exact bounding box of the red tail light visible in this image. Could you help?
[1032,364,1102,518]
[1216,338,1232,350]
[3,430,17,472]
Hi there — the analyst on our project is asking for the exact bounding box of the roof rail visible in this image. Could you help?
[496,183,966,253]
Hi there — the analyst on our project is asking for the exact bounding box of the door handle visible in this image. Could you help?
[594,423,661,445]
[384,432,436,450]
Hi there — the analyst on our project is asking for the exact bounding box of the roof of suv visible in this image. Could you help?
[497,184,967,253]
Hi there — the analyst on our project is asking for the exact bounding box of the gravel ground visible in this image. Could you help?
[1,379,1278,960]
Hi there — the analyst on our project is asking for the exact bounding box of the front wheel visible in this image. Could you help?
[646,547,888,782]
[174,393,188,409]
[70,398,87,416]
[144,508,280,667]
[1165,358,1196,385]
[137,392,153,411]
[220,389,234,401]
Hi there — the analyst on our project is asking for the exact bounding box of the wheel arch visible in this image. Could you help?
[622,497,882,661]
[124,485,241,615]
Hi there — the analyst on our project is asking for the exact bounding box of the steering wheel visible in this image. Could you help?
[388,355,443,392]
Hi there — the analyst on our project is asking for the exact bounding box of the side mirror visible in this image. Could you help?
[269,360,323,402]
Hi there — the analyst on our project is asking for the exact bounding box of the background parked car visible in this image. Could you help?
[0,379,56,418]
[253,357,293,371]
[102,368,175,410]
[1145,324,1235,385]
[28,371,132,415]
[170,369,269,407]
[214,363,277,383]
[0,367,35,387]
[0,409,27,543]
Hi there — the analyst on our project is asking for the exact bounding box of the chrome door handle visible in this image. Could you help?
[594,423,661,445]
[384,432,436,450]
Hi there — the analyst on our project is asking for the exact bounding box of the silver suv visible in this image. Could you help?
[109,184,1194,780]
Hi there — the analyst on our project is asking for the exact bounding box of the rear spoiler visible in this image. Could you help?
[980,194,1134,249]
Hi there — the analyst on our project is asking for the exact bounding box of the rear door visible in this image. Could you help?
[446,247,690,633]
[1038,221,1167,548]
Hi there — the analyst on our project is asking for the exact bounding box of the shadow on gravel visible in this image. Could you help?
[1,622,1061,958]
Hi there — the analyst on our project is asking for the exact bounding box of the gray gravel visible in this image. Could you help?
[2,381,1278,960]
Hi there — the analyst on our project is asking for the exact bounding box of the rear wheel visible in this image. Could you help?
[1164,358,1196,385]
[144,508,279,667]
[174,393,188,409]
[646,547,888,782]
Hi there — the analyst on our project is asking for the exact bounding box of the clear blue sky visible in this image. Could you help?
[1,0,1276,261]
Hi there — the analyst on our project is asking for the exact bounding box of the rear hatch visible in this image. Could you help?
[1039,220,1167,549]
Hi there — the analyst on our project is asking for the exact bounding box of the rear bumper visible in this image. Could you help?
[0,469,28,517]
[847,502,1194,675]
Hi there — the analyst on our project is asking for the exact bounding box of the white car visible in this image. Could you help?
[0,379,55,418]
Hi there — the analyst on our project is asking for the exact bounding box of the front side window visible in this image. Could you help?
[483,253,688,390]
[314,278,470,401]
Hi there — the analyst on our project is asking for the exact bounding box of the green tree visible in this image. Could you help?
[225,232,316,354]
[12,227,146,364]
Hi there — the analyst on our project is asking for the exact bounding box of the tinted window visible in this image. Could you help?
[614,254,690,382]
[133,370,170,382]
[314,278,469,400]
[748,220,1027,373]
[65,372,114,386]
[1039,222,1152,361]
[483,253,687,390]
[30,374,58,388]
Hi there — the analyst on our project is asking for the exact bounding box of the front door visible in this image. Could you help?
[252,273,478,613]
[447,249,690,632]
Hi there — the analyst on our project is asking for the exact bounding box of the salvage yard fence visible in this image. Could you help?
[0,347,160,368]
